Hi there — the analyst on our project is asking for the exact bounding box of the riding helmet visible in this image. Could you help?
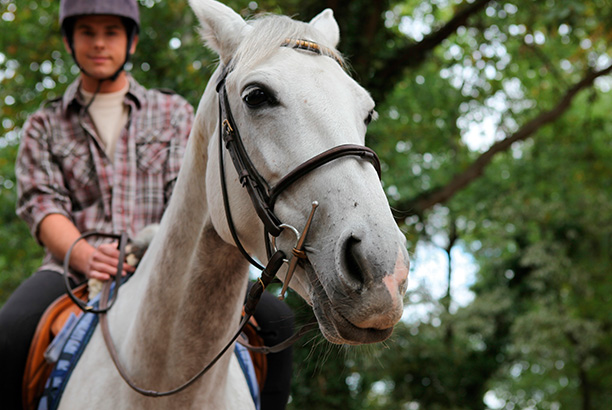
[59,0,140,80]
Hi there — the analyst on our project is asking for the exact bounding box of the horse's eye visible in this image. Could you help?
[365,109,377,126]
[244,88,269,108]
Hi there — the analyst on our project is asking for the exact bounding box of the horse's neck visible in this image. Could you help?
[110,115,250,395]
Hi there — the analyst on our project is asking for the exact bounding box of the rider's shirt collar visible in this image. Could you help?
[61,74,144,115]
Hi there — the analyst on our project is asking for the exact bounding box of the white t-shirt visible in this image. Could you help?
[81,84,129,162]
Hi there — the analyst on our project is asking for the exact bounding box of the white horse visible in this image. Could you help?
[59,0,409,408]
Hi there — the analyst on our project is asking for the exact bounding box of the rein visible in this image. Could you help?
[61,38,382,398]
[63,231,128,314]
[97,251,290,397]
[64,235,297,397]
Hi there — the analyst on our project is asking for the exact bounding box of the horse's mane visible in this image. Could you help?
[232,14,345,72]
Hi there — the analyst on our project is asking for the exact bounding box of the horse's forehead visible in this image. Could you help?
[235,47,333,76]
[234,49,369,104]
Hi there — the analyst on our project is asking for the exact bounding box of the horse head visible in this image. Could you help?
[190,0,410,345]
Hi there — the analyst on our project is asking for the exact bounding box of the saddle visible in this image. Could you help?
[22,285,267,410]
[22,284,88,410]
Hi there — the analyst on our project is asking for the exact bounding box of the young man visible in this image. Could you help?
[0,1,293,409]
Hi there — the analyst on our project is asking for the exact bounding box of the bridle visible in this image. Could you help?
[215,52,381,271]
[63,38,382,397]
[216,47,381,299]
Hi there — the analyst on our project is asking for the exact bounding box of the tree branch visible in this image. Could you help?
[397,63,612,218]
[367,0,493,102]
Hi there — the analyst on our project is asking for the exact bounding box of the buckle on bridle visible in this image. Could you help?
[222,119,233,134]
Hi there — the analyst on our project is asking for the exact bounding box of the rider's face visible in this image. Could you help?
[67,15,137,89]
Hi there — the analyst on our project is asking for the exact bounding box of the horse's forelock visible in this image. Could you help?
[232,14,344,72]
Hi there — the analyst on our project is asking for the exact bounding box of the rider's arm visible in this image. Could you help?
[16,109,74,244]
[16,108,132,281]
[38,213,133,281]
[38,213,92,274]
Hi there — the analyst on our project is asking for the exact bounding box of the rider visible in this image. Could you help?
[0,1,294,409]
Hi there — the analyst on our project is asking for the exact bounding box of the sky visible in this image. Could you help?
[402,240,478,323]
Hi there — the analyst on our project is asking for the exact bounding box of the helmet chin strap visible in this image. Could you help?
[81,79,103,112]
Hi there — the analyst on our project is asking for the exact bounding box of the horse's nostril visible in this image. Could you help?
[343,234,365,287]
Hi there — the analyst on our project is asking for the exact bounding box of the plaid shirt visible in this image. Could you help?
[16,75,194,280]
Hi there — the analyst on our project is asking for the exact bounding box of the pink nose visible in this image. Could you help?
[385,250,409,302]
[351,249,409,330]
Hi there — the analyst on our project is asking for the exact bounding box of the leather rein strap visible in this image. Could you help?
[63,231,128,314]
[97,250,289,397]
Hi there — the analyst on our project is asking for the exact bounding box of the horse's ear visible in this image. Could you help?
[189,0,251,63]
[309,9,340,48]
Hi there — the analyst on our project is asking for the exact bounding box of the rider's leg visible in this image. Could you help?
[253,289,295,410]
[0,270,77,409]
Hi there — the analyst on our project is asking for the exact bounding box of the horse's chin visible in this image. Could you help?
[312,301,394,345]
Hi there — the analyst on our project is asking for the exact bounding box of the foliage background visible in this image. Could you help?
[2,1,612,409]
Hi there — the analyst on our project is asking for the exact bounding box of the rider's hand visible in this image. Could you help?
[85,242,135,281]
